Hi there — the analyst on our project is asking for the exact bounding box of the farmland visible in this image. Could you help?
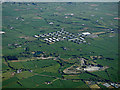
[2,2,119,89]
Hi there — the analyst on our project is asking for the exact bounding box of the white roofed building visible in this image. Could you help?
[82,32,91,35]
[34,35,39,38]
[49,22,54,25]
[0,31,5,34]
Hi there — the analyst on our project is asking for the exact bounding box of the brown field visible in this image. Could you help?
[84,27,89,30]
[108,86,114,88]
[78,30,84,32]
[105,13,114,16]
[93,32,105,35]
[34,8,38,9]
[114,17,120,20]
[78,27,89,32]
[19,36,34,40]
[89,84,100,88]
[34,17,42,19]
[14,9,25,11]
[90,4,98,7]
[39,27,48,29]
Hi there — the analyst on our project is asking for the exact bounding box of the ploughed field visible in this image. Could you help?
[2,2,119,88]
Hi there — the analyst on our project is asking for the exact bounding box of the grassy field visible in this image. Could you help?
[2,2,119,88]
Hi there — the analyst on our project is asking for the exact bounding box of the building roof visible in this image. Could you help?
[82,32,91,35]
[0,31,5,34]
[49,22,54,24]
[103,83,111,87]
[34,35,39,37]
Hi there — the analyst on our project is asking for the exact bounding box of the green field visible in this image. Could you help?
[2,2,119,89]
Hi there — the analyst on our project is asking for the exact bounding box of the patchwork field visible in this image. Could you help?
[2,2,119,89]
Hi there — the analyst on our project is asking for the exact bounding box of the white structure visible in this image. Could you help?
[56,39,59,41]
[103,83,111,88]
[0,31,5,34]
[82,32,91,35]
[65,16,68,18]
[16,17,19,20]
[80,37,84,40]
[84,66,100,71]
[21,19,24,21]
[44,38,48,41]
[71,13,74,16]
[49,38,52,40]
[49,22,54,25]
[17,70,20,73]
[53,37,56,39]
[34,35,39,38]
[63,37,66,39]
[82,24,85,26]
[83,41,86,43]
[52,40,55,42]
[48,40,52,43]
[10,27,14,29]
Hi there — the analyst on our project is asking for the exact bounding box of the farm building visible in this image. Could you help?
[34,35,39,38]
[83,66,100,71]
[103,83,111,88]
[82,32,91,35]
[49,22,54,25]
[0,31,5,34]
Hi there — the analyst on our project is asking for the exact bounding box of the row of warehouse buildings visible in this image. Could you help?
[34,29,91,44]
